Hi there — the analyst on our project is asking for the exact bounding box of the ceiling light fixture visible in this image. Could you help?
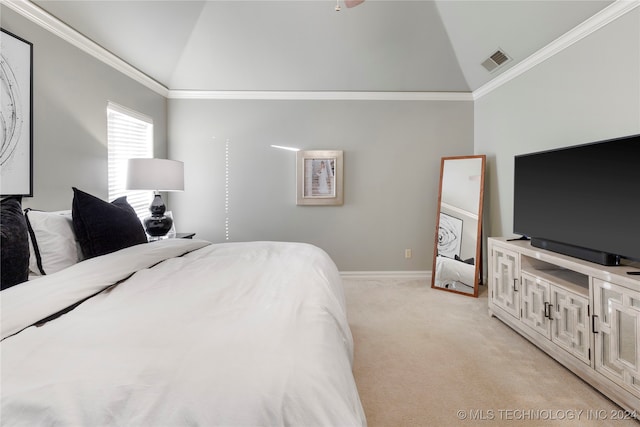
[335,0,365,11]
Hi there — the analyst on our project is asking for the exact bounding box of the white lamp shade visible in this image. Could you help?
[126,158,184,191]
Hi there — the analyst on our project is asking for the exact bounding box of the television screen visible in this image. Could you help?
[513,134,640,265]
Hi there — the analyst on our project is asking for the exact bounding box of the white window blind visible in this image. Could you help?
[107,102,153,219]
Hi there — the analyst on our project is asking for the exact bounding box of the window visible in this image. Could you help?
[107,102,153,219]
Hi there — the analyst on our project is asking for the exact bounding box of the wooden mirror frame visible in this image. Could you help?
[431,155,486,297]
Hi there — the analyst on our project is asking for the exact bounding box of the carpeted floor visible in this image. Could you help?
[343,278,639,426]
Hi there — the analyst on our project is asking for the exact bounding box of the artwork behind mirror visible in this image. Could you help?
[431,155,486,297]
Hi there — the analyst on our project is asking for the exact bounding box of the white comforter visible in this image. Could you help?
[1,239,366,426]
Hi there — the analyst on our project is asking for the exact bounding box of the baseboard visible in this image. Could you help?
[340,271,431,281]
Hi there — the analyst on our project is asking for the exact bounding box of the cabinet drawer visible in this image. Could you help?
[550,287,589,365]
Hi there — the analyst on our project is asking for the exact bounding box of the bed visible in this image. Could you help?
[0,192,366,426]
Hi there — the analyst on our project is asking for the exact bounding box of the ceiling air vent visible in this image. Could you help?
[481,49,511,72]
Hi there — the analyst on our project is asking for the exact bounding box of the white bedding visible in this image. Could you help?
[434,255,476,290]
[1,239,366,426]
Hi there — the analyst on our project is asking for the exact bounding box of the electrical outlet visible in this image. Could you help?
[405,249,412,259]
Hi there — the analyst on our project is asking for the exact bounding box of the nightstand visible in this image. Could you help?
[175,232,196,239]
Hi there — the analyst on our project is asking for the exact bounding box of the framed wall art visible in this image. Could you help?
[1,29,33,197]
[296,150,343,206]
[437,211,463,259]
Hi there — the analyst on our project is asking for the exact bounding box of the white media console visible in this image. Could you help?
[488,237,640,413]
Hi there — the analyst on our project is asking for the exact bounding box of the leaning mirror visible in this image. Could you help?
[431,155,486,297]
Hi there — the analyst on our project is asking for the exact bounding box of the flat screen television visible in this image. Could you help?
[513,133,640,266]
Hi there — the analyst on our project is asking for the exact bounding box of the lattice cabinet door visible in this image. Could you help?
[520,272,551,338]
[491,246,520,319]
[593,278,640,397]
[551,287,590,365]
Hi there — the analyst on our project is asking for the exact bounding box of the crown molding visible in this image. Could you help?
[167,90,473,101]
[5,0,636,102]
[473,0,640,100]
[1,0,169,97]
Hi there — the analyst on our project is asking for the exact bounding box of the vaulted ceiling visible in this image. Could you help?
[31,0,613,92]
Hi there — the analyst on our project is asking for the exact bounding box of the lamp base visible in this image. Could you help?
[144,215,174,237]
[144,193,173,237]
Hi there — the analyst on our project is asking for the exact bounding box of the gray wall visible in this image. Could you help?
[1,6,168,211]
[475,8,640,240]
[3,4,474,273]
[168,99,473,271]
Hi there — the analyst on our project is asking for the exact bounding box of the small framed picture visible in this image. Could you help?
[296,150,343,206]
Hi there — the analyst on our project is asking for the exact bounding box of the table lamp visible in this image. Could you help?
[126,158,184,237]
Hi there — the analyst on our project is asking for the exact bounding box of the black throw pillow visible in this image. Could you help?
[1,196,30,290]
[71,187,147,259]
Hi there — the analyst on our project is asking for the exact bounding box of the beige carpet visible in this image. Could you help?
[343,279,639,427]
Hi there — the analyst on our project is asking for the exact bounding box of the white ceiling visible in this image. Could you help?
[31,0,613,92]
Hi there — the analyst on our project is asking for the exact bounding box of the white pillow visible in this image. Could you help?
[25,210,82,275]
